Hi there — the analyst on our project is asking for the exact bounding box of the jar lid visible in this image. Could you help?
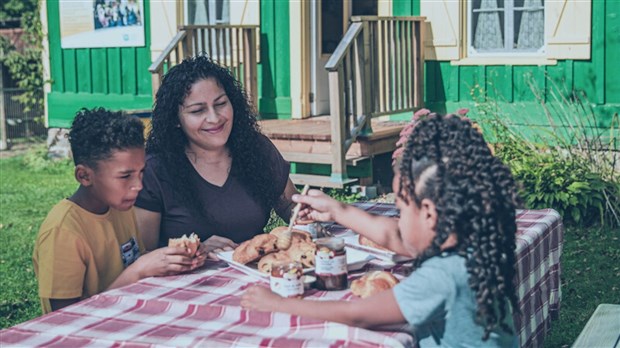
[314,237,345,250]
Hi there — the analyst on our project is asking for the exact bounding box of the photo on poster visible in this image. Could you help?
[60,0,145,49]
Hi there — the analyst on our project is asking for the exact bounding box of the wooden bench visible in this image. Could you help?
[572,304,620,348]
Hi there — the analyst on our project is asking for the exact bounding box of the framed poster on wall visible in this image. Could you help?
[59,0,145,48]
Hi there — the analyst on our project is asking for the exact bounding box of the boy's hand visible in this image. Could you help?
[240,285,281,312]
[137,246,206,277]
[293,189,342,222]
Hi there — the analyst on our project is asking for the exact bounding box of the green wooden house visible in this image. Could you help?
[41,0,618,188]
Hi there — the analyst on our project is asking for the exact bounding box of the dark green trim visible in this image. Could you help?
[47,92,153,128]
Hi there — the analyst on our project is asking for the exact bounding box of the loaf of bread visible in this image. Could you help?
[168,233,201,257]
[232,234,279,264]
[350,271,399,298]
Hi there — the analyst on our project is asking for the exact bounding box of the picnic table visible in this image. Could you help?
[0,203,563,348]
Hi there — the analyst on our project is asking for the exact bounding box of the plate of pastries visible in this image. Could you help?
[218,226,374,279]
[343,234,414,263]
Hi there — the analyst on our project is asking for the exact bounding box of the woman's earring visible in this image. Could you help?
[175,124,181,128]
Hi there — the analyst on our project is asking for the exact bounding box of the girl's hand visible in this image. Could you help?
[135,246,205,277]
[241,285,282,312]
[203,235,238,260]
[293,189,342,222]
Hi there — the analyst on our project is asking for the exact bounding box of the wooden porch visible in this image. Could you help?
[259,116,408,188]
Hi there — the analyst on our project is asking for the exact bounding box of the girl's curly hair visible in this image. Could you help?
[398,113,521,340]
[146,55,279,212]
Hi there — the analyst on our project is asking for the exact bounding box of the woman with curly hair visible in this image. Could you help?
[135,55,298,258]
[242,113,521,347]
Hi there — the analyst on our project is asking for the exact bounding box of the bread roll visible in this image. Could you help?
[350,271,399,298]
[232,234,279,264]
[168,233,201,257]
[257,251,292,274]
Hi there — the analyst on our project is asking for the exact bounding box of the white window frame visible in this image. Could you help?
[467,0,546,58]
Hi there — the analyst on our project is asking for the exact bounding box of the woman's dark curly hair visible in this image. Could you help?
[69,107,144,168]
[398,113,521,340]
[146,54,279,212]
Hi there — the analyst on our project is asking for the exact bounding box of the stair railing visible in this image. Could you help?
[149,25,258,105]
[325,16,425,184]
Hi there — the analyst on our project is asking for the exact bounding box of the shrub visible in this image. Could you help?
[475,75,619,227]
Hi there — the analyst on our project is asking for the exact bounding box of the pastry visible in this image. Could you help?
[257,251,292,274]
[232,234,279,264]
[350,271,399,298]
[269,226,312,245]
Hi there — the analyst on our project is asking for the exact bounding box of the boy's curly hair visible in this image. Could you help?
[146,54,279,212]
[398,113,521,340]
[69,107,144,168]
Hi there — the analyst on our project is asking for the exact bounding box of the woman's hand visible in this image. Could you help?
[134,246,206,278]
[294,189,343,222]
[203,235,238,260]
[241,285,282,312]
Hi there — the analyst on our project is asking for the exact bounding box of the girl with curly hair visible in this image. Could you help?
[242,113,521,347]
[135,55,298,258]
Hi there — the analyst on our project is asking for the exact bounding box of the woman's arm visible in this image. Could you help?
[241,285,406,328]
[134,207,161,251]
[273,178,298,221]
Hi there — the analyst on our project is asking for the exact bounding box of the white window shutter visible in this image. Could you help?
[546,0,591,60]
[420,0,461,61]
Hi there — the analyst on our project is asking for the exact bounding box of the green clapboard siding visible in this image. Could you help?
[258,0,292,120]
[46,1,152,128]
[394,0,620,137]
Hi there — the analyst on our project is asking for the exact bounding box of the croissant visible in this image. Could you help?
[350,271,399,298]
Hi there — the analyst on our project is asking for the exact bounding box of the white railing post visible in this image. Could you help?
[329,67,347,182]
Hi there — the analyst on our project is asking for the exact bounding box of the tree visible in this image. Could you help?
[1,0,44,114]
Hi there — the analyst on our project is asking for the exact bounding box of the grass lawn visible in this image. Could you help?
[1,153,619,347]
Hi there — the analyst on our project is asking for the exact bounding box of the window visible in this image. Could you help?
[468,0,544,56]
[420,0,591,64]
[187,0,229,25]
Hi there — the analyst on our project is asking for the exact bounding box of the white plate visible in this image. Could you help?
[343,235,413,263]
[217,247,375,279]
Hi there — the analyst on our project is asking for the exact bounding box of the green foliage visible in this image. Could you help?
[0,153,76,329]
[0,0,44,114]
[473,75,620,228]
[21,144,73,173]
[542,225,620,347]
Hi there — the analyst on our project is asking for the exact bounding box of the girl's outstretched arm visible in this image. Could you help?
[241,285,406,329]
[294,190,408,255]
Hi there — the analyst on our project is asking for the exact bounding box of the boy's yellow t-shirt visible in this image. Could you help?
[33,199,145,314]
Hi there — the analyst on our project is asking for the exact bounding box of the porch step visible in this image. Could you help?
[290,174,358,189]
[281,152,369,165]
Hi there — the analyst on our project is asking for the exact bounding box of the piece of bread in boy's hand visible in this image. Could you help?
[168,233,201,257]
[350,271,399,298]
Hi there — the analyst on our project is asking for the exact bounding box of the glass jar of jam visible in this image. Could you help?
[270,261,304,298]
[314,237,348,290]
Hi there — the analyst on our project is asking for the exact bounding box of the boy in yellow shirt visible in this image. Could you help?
[33,108,206,314]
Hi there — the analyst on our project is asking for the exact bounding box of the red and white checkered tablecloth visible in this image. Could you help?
[0,203,563,348]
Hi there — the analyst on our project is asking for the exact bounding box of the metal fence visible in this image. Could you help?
[0,88,46,149]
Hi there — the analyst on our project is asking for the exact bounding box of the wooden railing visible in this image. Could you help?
[149,25,258,104]
[325,16,425,184]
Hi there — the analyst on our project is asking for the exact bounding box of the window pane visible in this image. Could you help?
[473,0,505,50]
[321,0,343,54]
[515,0,544,50]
